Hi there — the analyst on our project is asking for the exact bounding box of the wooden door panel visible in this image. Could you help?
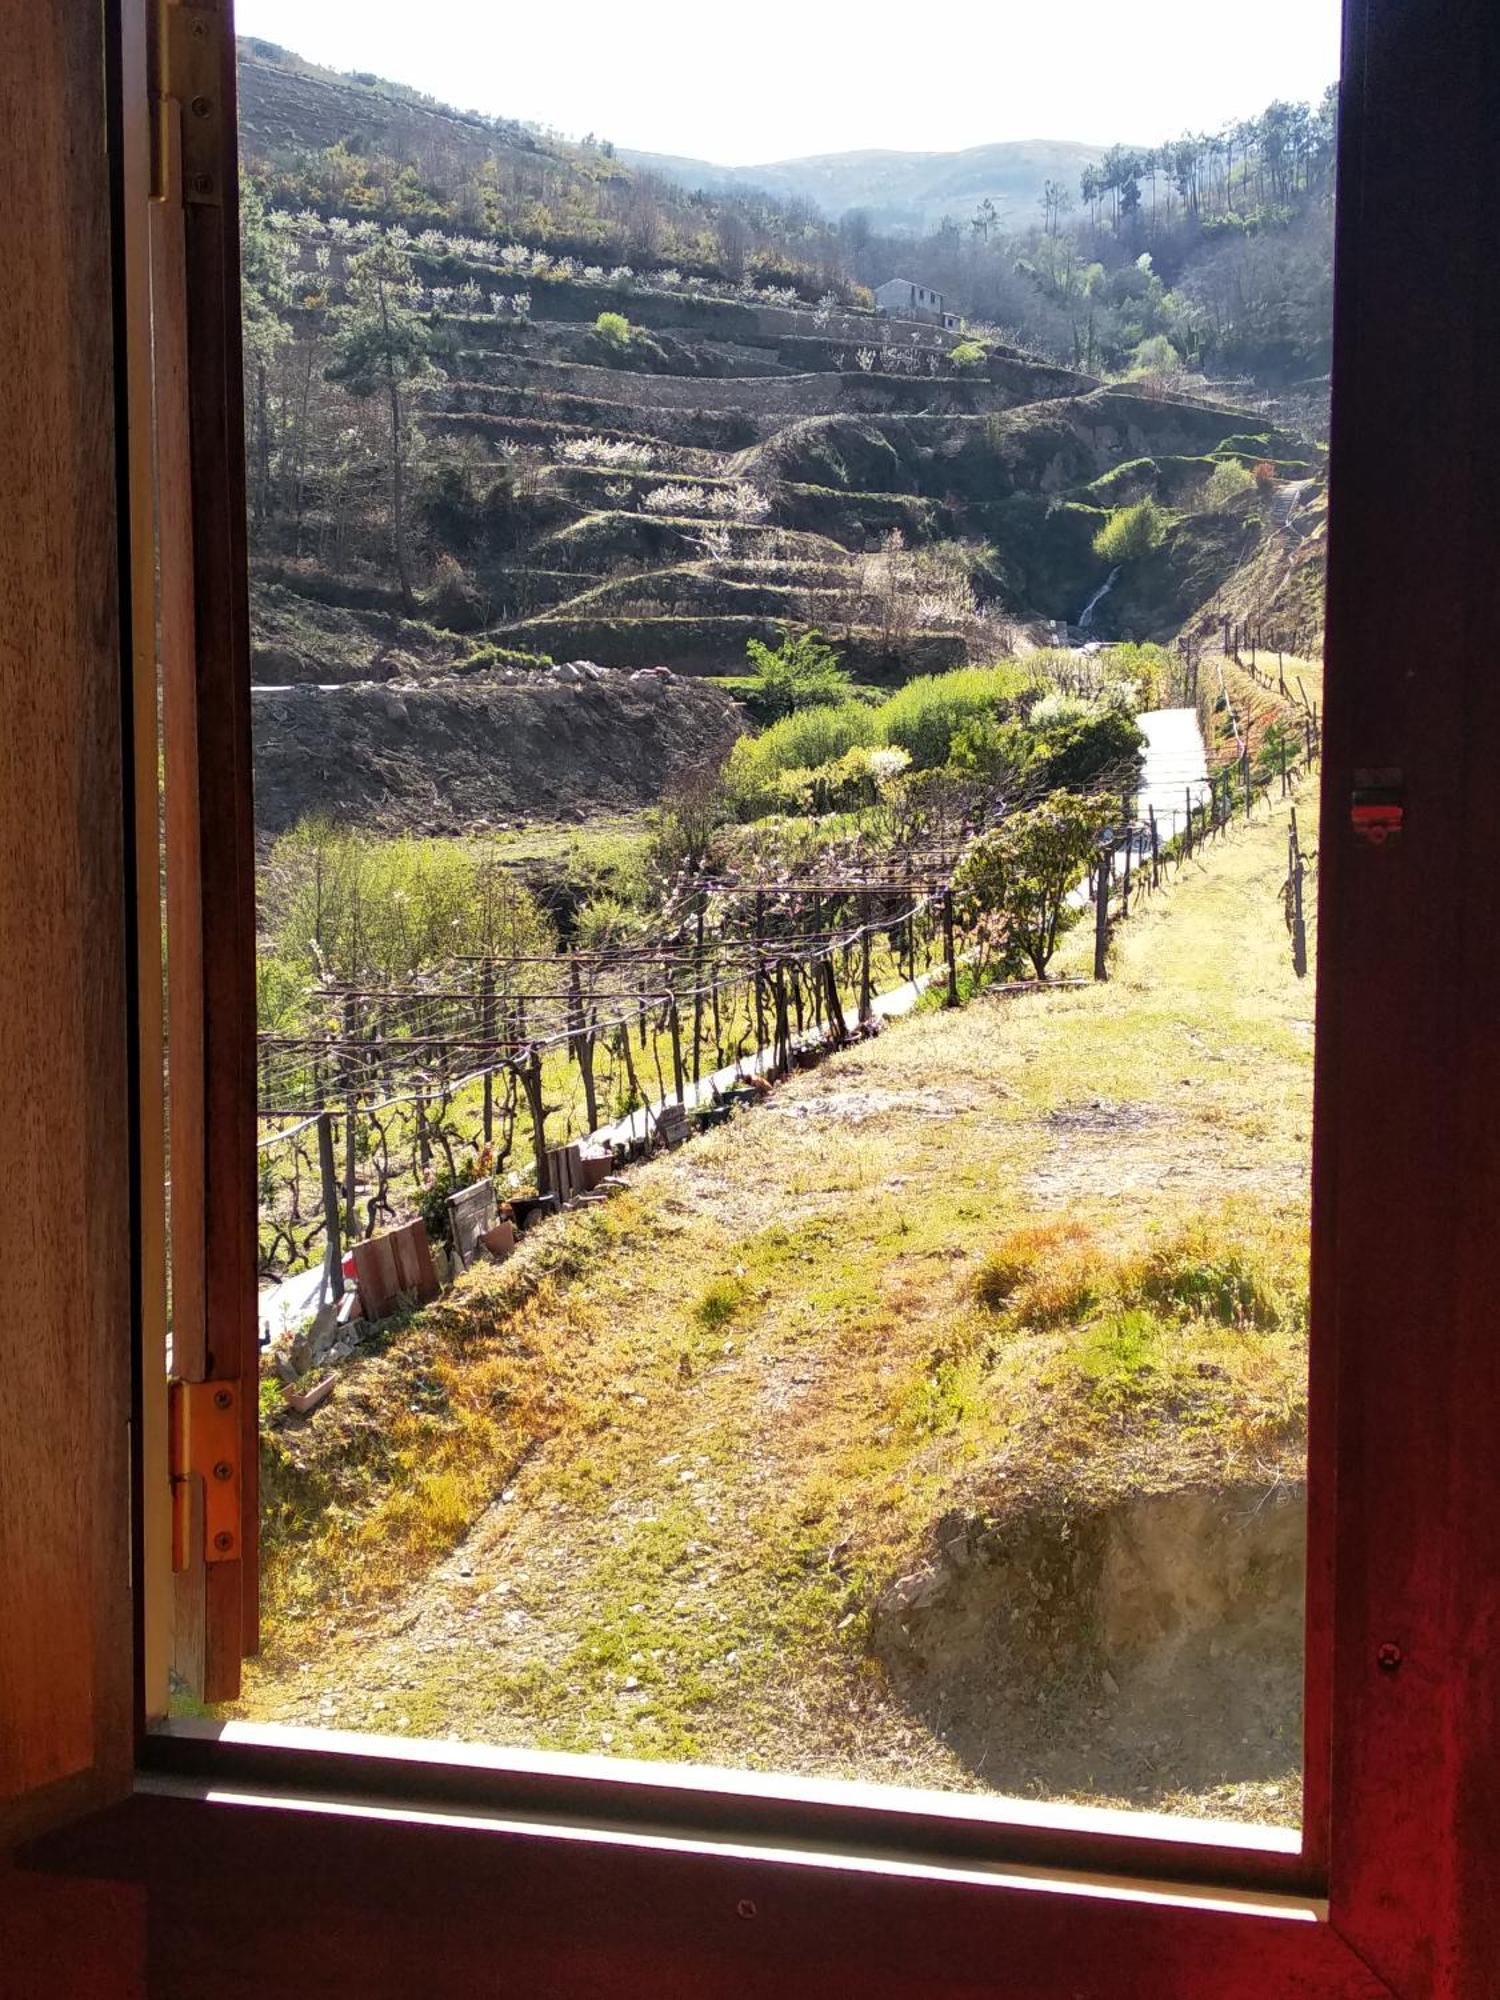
[0,0,135,1848]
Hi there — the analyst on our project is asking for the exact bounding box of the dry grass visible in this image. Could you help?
[241,775,1319,1811]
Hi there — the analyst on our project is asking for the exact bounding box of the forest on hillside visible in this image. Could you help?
[832,92,1338,385]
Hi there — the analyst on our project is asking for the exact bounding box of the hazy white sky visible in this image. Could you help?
[234,0,1343,165]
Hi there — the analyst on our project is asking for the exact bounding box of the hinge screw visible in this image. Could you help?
[213,1460,233,1482]
[189,16,208,35]
[190,94,212,118]
[192,172,214,197]
[213,1387,232,1410]
[213,1531,234,1553]
[1377,1642,1403,1673]
[736,1900,757,1921]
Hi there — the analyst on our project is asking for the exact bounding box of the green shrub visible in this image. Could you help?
[417,1152,493,1249]
[1092,497,1167,563]
[877,664,1028,770]
[1030,707,1144,792]
[948,339,987,370]
[743,627,852,720]
[594,310,634,345]
[722,700,880,813]
[1203,457,1254,509]
[798,743,912,813]
[1126,333,1180,378]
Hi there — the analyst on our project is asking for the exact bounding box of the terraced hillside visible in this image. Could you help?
[242,48,1328,833]
[260,276,1320,653]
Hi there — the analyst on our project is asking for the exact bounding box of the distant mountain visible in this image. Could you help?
[619,140,1104,232]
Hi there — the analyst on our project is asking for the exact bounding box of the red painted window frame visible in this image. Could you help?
[32,0,1500,1991]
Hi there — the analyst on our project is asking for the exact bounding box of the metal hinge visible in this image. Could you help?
[151,1,224,206]
[168,1379,241,1568]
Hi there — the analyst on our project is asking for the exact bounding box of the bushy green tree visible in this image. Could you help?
[326,242,434,607]
[1093,496,1167,563]
[594,310,634,344]
[744,628,852,720]
[948,339,988,370]
[955,791,1117,979]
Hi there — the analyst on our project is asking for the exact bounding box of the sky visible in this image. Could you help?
[233,0,1344,166]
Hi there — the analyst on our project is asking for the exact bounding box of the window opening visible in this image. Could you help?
[205,0,1340,1837]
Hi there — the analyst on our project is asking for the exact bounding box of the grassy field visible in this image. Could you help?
[242,765,1318,1818]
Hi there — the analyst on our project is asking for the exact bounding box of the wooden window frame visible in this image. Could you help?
[13,0,1500,1990]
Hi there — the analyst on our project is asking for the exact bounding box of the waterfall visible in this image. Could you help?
[1078,566,1122,631]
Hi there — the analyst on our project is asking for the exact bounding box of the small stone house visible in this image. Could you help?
[874,278,961,330]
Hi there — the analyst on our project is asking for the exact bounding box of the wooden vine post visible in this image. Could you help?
[480,959,496,1144]
[668,994,685,1106]
[858,893,873,1024]
[342,990,358,1241]
[1093,845,1111,982]
[942,885,959,1006]
[753,891,767,1048]
[1289,808,1309,979]
[691,902,705,1088]
[524,1044,549,1193]
[567,958,598,1133]
[316,1111,344,1299]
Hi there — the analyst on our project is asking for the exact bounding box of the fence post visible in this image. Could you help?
[1184,786,1194,859]
[342,991,359,1241]
[1149,806,1160,890]
[525,1044,549,1193]
[753,892,768,1050]
[858,892,873,1024]
[1290,809,1309,979]
[1242,745,1253,818]
[317,1110,344,1300]
[1120,821,1133,913]
[668,994,686,1105]
[1094,844,1111,981]
[480,959,496,1144]
[942,886,959,1006]
[568,958,598,1133]
[692,902,705,1088]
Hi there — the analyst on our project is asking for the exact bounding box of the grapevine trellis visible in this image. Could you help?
[256,860,963,1277]
[256,708,1323,1281]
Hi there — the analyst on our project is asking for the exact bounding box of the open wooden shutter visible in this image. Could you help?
[0,0,138,1845]
[150,0,260,1706]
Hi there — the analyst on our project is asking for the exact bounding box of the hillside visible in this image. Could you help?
[238,39,1326,837]
[620,139,1103,233]
[243,724,1317,1820]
